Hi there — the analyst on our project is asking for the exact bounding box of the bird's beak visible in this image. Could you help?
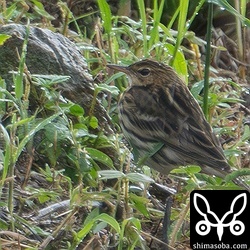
[107,64,134,86]
[107,64,129,74]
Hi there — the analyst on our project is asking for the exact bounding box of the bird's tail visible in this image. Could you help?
[233,177,250,192]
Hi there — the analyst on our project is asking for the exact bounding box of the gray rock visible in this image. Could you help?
[0,24,113,133]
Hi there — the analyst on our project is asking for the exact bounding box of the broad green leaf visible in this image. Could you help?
[0,34,11,45]
[32,74,70,86]
[191,77,230,98]
[75,213,120,243]
[98,170,125,179]
[74,128,92,138]
[92,221,108,234]
[190,80,205,99]
[165,43,188,83]
[15,113,61,163]
[79,155,92,172]
[130,193,150,218]
[44,118,71,142]
[0,218,8,230]
[225,169,250,183]
[185,165,202,174]
[83,207,100,226]
[103,72,125,87]
[241,125,250,142]
[126,173,154,183]
[171,165,201,174]
[88,116,98,129]
[195,173,220,186]
[224,149,244,157]
[31,0,55,20]
[86,148,114,169]
[122,217,141,231]
[69,104,84,116]
[94,213,120,233]
[95,83,120,96]
[37,194,51,203]
[74,219,94,242]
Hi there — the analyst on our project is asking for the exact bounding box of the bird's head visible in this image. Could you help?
[107,59,178,86]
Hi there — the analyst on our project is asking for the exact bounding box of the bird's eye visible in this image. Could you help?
[138,68,150,76]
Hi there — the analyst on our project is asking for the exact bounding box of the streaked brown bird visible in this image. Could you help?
[108,59,249,191]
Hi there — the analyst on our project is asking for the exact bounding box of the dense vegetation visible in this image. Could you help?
[0,0,250,249]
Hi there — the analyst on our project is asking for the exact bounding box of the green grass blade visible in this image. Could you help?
[97,0,112,33]
[167,5,180,30]
[0,124,11,190]
[210,0,250,27]
[170,0,189,66]
[185,0,205,32]
[14,24,30,100]
[14,113,61,163]
[203,2,213,119]
[137,0,148,57]
[148,0,165,50]
[74,213,120,248]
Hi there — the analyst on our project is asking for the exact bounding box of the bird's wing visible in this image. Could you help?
[120,84,230,172]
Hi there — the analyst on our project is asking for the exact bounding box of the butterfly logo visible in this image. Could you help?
[193,193,247,241]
